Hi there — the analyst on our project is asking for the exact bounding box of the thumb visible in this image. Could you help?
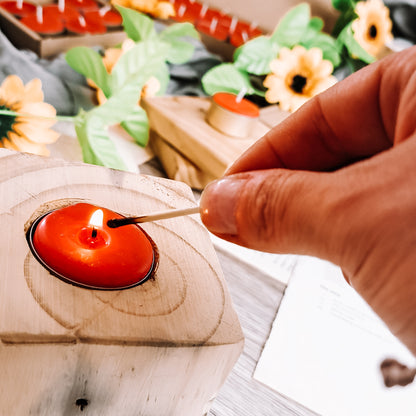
[200,169,343,261]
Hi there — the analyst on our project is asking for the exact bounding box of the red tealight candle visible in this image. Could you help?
[0,0,35,16]
[197,6,220,22]
[206,90,259,137]
[20,6,65,35]
[66,14,107,34]
[29,203,157,290]
[42,4,80,23]
[84,6,122,27]
[230,20,262,47]
[171,0,201,23]
[196,16,228,41]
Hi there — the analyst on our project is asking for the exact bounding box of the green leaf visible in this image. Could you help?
[91,84,143,124]
[234,36,279,75]
[110,40,168,91]
[338,23,375,64]
[302,32,342,67]
[159,23,199,64]
[271,3,311,47]
[74,109,127,170]
[116,5,157,42]
[65,47,111,96]
[120,106,149,147]
[153,62,170,95]
[299,17,325,44]
[201,63,254,96]
[331,7,357,37]
[332,0,356,12]
[159,22,199,40]
[162,38,196,64]
[308,16,324,32]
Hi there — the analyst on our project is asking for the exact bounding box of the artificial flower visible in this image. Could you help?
[264,46,337,112]
[91,39,161,105]
[352,0,393,58]
[111,0,174,19]
[0,75,59,156]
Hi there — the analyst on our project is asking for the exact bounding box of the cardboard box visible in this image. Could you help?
[0,2,126,57]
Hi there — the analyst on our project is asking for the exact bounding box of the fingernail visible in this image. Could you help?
[200,177,244,236]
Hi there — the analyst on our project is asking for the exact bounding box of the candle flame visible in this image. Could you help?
[89,209,104,228]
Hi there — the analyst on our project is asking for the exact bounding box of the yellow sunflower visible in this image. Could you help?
[0,75,59,156]
[352,0,393,58]
[264,46,337,113]
[92,39,161,105]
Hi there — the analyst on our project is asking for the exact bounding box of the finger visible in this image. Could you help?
[201,135,416,259]
[200,168,343,260]
[227,46,416,175]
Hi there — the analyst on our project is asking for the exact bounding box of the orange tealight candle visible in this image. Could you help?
[206,90,260,138]
[84,6,122,27]
[29,203,157,290]
[0,0,35,16]
[66,14,106,34]
[171,0,201,23]
[20,6,65,35]
[42,4,80,23]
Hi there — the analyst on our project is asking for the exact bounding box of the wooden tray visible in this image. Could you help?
[0,0,126,57]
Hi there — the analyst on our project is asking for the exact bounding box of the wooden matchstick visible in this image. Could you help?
[107,206,200,228]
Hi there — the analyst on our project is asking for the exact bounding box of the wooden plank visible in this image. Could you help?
[0,149,243,415]
[149,129,216,190]
[142,96,270,178]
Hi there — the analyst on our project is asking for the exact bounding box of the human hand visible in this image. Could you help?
[200,46,416,355]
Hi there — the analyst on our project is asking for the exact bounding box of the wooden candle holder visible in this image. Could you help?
[0,149,243,415]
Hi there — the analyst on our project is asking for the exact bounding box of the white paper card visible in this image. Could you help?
[254,256,416,416]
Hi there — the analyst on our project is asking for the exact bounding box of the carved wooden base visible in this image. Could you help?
[0,149,243,415]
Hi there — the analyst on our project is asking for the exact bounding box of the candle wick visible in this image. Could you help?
[210,17,218,34]
[229,17,238,33]
[250,21,258,31]
[200,4,208,17]
[178,4,186,17]
[36,6,43,24]
[78,15,86,27]
[91,227,97,238]
[236,87,247,103]
[242,30,249,43]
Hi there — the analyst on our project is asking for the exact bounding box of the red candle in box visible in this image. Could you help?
[42,4,80,23]
[20,6,65,35]
[171,0,201,23]
[197,6,220,21]
[206,90,259,138]
[28,203,157,290]
[196,15,228,41]
[66,14,107,34]
[230,20,262,47]
[65,0,98,12]
[0,0,35,16]
[84,6,122,27]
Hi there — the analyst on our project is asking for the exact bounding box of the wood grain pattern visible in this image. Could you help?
[0,149,243,415]
[149,130,216,190]
[142,96,270,178]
